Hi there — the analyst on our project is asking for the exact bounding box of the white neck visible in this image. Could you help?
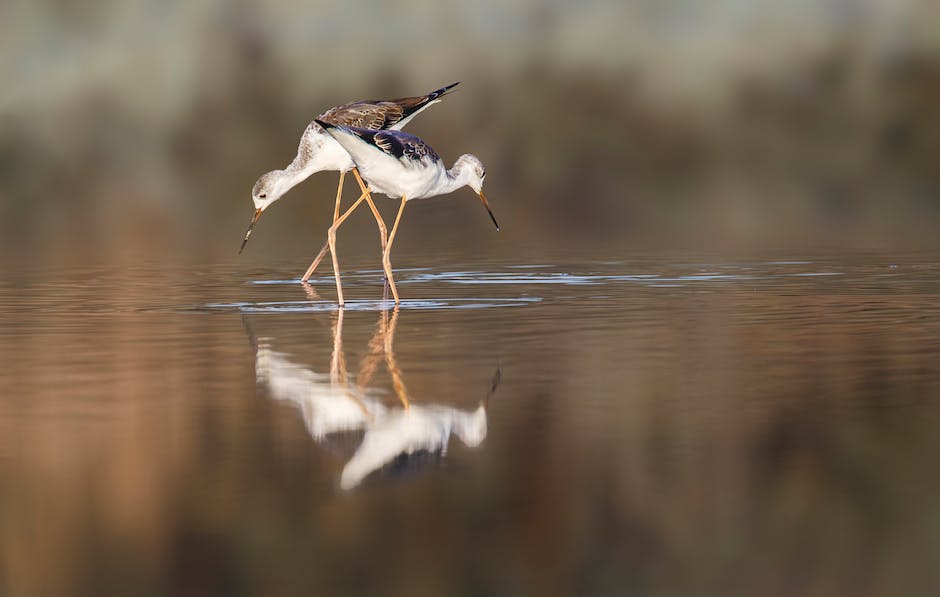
[274,126,350,198]
[282,135,323,183]
[440,163,474,196]
[278,160,317,193]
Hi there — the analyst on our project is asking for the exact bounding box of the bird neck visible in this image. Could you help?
[285,138,318,177]
[269,152,311,198]
[442,164,472,195]
[279,126,332,191]
[270,165,310,199]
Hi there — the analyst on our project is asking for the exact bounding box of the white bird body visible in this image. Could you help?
[239,81,463,306]
[317,125,484,201]
[252,125,356,213]
[249,128,352,213]
[255,341,383,440]
[253,340,488,490]
[314,121,499,304]
[253,97,453,212]
[249,85,460,213]
[326,134,441,199]
[340,404,486,490]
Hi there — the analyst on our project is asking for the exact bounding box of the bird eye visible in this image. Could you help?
[259,193,267,199]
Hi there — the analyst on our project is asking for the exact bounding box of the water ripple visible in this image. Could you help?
[202,297,542,313]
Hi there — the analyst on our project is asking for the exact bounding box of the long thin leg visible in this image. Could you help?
[356,312,387,387]
[330,309,347,386]
[301,171,345,282]
[327,175,353,306]
[300,282,321,302]
[333,170,345,222]
[351,168,387,253]
[328,216,344,306]
[382,196,407,304]
[352,168,390,294]
[329,306,371,418]
[300,169,387,284]
[300,187,371,283]
[383,307,410,409]
[313,188,372,303]
[302,241,330,283]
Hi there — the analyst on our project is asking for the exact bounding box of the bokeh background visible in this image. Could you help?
[3,2,940,596]
[2,0,939,269]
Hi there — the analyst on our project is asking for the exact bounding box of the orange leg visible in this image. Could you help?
[302,241,330,283]
[383,307,410,409]
[301,171,345,283]
[333,170,345,221]
[352,168,391,295]
[382,196,407,304]
[356,312,387,388]
[352,168,388,254]
[300,282,322,301]
[328,305,372,419]
[300,168,386,283]
[310,188,371,304]
[330,309,348,385]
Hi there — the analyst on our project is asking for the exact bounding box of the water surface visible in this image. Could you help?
[2,253,939,595]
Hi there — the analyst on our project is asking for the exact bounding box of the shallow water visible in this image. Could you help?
[2,253,940,595]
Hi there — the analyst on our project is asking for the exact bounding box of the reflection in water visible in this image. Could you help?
[4,257,940,595]
[247,303,497,490]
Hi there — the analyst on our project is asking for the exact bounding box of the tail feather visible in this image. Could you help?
[314,118,336,130]
[388,82,461,131]
[426,81,460,103]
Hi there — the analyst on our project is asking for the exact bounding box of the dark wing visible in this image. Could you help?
[318,82,460,130]
[314,120,440,166]
[319,102,397,130]
[372,130,440,165]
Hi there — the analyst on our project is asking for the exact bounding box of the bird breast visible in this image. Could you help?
[299,126,355,173]
[362,160,447,200]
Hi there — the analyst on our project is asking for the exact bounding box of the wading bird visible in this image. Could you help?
[245,309,499,490]
[240,83,460,304]
[313,120,499,304]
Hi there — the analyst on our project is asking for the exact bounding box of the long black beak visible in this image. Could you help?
[481,366,502,408]
[477,191,499,231]
[239,208,262,254]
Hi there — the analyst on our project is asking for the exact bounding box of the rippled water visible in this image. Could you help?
[2,253,940,595]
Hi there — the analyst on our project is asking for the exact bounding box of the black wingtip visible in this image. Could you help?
[481,365,501,407]
[314,118,335,130]
[432,82,461,99]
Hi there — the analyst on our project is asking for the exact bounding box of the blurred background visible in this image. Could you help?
[2,0,939,268]
[3,2,940,596]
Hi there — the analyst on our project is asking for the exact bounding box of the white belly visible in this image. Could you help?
[360,159,446,200]
[317,135,356,172]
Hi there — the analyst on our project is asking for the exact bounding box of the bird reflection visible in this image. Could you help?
[246,305,498,490]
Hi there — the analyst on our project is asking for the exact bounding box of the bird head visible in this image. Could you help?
[454,154,499,231]
[239,170,285,254]
[454,404,488,448]
[455,154,486,193]
[251,171,284,211]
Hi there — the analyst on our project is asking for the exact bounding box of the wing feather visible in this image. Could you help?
[373,130,440,166]
[315,120,441,168]
[317,82,459,131]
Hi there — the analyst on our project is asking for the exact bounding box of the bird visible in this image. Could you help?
[239,82,461,305]
[245,308,499,490]
[313,120,499,304]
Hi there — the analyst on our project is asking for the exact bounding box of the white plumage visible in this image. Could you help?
[315,122,500,304]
